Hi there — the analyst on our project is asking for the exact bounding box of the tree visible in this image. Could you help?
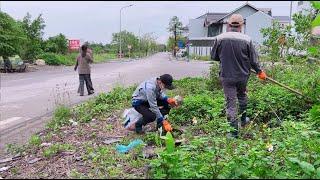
[167,16,183,56]
[87,42,105,54]
[140,33,157,56]
[19,13,46,61]
[44,33,68,54]
[292,12,313,51]
[260,21,295,62]
[0,12,26,58]
[111,31,139,56]
[167,36,186,52]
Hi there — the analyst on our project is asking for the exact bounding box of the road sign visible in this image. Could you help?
[68,40,80,50]
[178,40,184,48]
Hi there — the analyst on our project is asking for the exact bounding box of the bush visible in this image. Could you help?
[37,52,74,66]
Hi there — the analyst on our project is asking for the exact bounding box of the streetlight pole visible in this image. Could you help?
[119,4,133,59]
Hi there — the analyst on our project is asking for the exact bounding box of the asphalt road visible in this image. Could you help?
[0,52,211,156]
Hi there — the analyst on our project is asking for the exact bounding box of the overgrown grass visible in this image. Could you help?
[93,53,117,63]
[149,62,320,179]
[190,54,210,61]
[72,86,136,123]
[5,60,320,179]
[46,105,72,131]
[37,52,118,66]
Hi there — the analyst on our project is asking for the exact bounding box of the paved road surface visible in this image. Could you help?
[0,52,210,156]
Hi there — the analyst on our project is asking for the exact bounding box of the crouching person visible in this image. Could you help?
[132,74,178,134]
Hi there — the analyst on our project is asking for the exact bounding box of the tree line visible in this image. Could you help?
[0,11,166,64]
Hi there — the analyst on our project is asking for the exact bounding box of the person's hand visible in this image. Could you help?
[163,120,173,132]
[167,98,177,107]
[257,71,267,80]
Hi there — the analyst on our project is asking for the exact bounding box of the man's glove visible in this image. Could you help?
[257,71,267,80]
[167,98,177,107]
[163,120,173,132]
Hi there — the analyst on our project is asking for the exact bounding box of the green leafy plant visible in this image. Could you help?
[309,104,320,129]
[29,135,41,148]
[46,105,72,130]
[43,143,74,158]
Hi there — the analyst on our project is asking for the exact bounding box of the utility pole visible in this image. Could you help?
[289,1,293,26]
[174,24,177,57]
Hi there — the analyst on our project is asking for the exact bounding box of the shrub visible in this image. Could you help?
[37,52,74,66]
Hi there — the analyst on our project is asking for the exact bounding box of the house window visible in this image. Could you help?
[298,1,303,6]
[208,24,223,37]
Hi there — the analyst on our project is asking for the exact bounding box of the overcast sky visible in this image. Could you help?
[2,1,299,44]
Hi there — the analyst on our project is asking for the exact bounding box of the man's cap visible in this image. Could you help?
[228,14,244,27]
[160,74,175,90]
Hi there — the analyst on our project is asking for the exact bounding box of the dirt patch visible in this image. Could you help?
[0,114,156,179]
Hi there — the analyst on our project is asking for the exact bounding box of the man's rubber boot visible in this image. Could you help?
[240,112,250,127]
[135,120,144,134]
[229,120,239,138]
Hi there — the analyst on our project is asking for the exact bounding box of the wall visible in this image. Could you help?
[220,5,259,34]
[188,18,208,38]
[246,11,273,44]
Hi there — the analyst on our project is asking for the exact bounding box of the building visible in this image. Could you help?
[187,3,290,56]
[297,1,312,15]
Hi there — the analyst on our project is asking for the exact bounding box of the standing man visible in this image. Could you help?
[74,44,94,96]
[210,14,267,138]
[132,74,178,134]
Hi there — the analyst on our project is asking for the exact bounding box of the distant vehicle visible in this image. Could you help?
[0,55,27,73]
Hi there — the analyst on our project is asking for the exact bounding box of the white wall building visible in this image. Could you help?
[187,3,290,56]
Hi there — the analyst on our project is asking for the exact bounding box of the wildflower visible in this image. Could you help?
[266,142,274,152]
[192,117,197,125]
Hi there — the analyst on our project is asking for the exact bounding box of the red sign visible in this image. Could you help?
[68,40,80,50]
